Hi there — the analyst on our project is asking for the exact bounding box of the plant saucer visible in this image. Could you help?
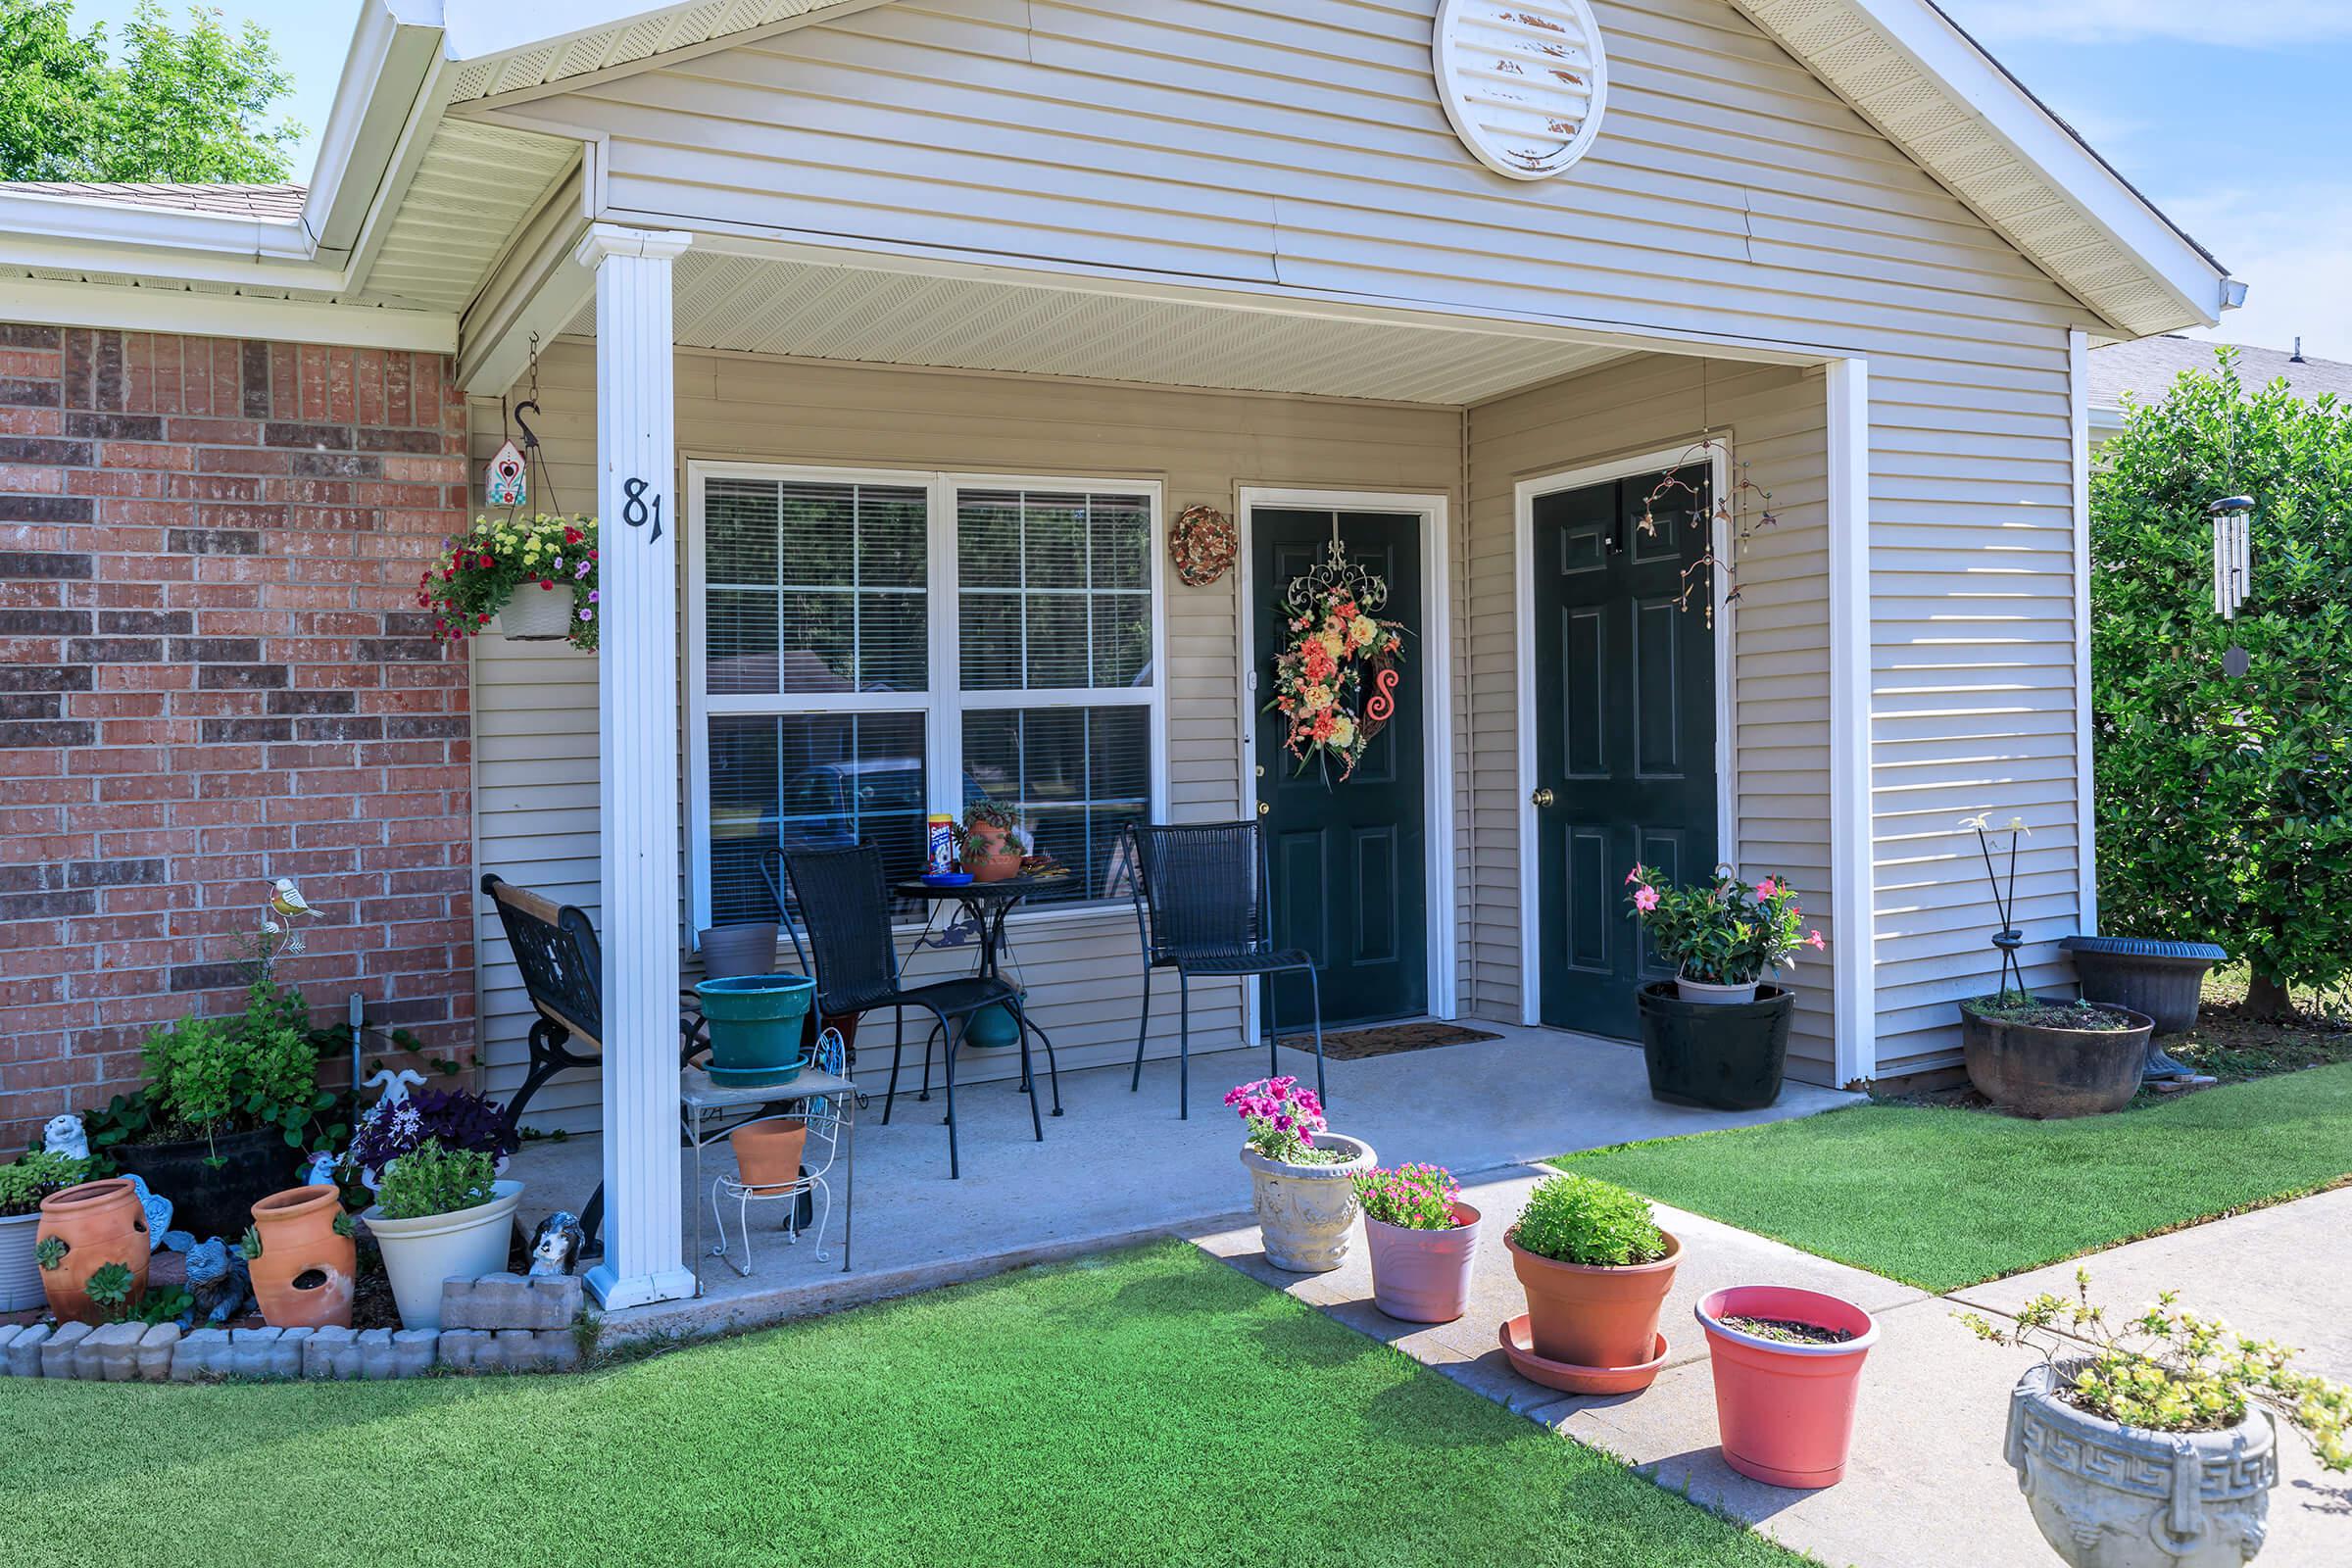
[1498,1315,1669,1395]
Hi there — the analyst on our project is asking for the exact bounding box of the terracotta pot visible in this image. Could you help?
[729,1118,809,1195]
[965,823,1023,882]
[1696,1285,1879,1489]
[34,1178,150,1325]
[1506,1226,1682,1370]
[1364,1201,1482,1323]
[247,1184,357,1329]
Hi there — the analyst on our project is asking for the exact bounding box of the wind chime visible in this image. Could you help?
[1637,366,1778,625]
[2208,494,2253,622]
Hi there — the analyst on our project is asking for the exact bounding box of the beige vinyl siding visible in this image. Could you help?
[479,0,2099,1084]
[469,344,1462,1129]
[1463,355,1838,1081]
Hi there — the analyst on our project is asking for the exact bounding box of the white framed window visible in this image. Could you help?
[686,464,1167,932]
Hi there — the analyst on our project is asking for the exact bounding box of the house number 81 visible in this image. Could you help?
[621,475,664,543]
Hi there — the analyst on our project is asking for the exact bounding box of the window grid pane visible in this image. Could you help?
[958,490,1153,694]
[961,706,1150,906]
[708,710,929,925]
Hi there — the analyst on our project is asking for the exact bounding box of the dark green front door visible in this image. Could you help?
[1532,468,1717,1040]
[1253,509,1428,1029]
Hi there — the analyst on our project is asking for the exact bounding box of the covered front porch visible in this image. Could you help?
[465,222,1885,1316]
[507,1019,1857,1336]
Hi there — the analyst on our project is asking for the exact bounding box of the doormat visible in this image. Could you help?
[1277,1022,1503,1062]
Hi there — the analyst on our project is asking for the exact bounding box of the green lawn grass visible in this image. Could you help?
[0,1242,1809,1568]
[1560,1064,2352,1295]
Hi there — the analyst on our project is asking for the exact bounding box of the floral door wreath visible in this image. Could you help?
[1170,504,1239,587]
[1265,538,1406,782]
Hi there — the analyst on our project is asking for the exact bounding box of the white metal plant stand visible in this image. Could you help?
[699,1028,855,1279]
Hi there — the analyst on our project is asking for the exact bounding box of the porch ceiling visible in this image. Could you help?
[558,246,1627,404]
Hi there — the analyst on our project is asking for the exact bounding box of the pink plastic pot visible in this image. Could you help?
[1363,1202,1481,1322]
[1695,1285,1879,1489]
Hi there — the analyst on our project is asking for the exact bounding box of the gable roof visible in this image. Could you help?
[0,0,2237,353]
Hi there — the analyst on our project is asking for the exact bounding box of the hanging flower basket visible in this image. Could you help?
[417,514,600,651]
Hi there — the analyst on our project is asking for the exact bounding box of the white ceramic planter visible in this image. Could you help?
[495,582,574,641]
[363,1179,523,1330]
[1240,1133,1374,1273]
[1676,973,1759,1004]
[0,1210,42,1313]
[2005,1360,2278,1568]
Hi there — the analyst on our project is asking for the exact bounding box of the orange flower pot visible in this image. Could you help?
[729,1118,809,1195]
[35,1178,149,1325]
[247,1184,357,1329]
[964,824,1022,882]
[1506,1227,1682,1372]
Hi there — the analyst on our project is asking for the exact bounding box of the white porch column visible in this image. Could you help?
[1826,357,1878,1090]
[577,222,698,1311]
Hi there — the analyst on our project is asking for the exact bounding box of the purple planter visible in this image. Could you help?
[1364,1201,1482,1323]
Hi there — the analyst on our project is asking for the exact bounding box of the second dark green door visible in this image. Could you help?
[1253,509,1428,1029]
[1531,468,1718,1040]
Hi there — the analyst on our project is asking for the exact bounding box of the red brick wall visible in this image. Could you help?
[0,325,476,1147]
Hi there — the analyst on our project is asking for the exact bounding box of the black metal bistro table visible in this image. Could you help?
[890,872,1067,1115]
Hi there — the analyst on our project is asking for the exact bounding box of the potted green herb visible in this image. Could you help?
[361,1138,523,1330]
[1965,1270,2349,1567]
[1624,865,1819,1109]
[98,977,340,1242]
[1502,1174,1680,1392]
[0,1150,90,1311]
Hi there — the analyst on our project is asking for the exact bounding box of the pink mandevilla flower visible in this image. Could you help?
[1755,878,1778,898]
[1634,885,1660,912]
[1807,929,1826,951]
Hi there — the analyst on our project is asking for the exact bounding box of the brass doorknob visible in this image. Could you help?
[1257,800,1271,816]
[1530,787,1556,808]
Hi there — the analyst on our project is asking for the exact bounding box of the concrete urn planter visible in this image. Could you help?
[2006,1361,2279,1568]
[1240,1133,1374,1273]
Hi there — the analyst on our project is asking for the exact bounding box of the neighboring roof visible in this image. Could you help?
[2091,336,2352,412]
[5,182,310,220]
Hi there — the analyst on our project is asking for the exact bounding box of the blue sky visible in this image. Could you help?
[70,2,2352,358]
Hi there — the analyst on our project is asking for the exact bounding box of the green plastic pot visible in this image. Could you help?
[694,974,816,1087]
[964,992,1026,1050]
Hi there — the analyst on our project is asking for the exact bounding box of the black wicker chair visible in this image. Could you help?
[780,842,1058,1179]
[1123,821,1326,1119]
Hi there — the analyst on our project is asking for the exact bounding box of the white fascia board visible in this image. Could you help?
[0,189,316,265]
[304,2,452,257]
[1852,0,2231,328]
[0,275,455,353]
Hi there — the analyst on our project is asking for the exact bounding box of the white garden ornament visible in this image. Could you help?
[2209,495,2252,621]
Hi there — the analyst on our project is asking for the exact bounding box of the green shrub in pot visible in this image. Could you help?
[1512,1174,1670,1267]
[0,1150,91,1312]
[373,1141,499,1221]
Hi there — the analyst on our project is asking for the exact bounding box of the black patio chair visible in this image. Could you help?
[479,873,704,1250]
[779,842,1058,1179]
[1123,820,1326,1120]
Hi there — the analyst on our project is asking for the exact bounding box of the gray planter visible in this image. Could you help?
[1961,999,2153,1118]
[2061,936,2230,1039]
[2006,1360,2278,1567]
[698,923,782,981]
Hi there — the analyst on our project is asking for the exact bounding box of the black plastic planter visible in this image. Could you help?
[112,1124,298,1244]
[1636,982,1794,1111]
[2057,936,2229,1036]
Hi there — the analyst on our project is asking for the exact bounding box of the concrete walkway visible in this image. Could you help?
[1191,1170,2352,1568]
[508,1023,1857,1339]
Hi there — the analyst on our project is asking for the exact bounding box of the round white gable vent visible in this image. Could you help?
[1433,0,1610,180]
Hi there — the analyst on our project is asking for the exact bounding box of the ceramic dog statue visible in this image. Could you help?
[528,1212,586,1277]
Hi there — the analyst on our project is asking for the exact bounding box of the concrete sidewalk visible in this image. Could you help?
[1191,1170,2352,1568]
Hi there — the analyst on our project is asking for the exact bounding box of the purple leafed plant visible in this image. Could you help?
[348,1087,517,1174]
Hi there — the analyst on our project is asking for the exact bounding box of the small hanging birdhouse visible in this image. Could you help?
[2208,495,2252,620]
[485,438,527,510]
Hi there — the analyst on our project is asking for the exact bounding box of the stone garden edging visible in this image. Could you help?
[0,1271,587,1383]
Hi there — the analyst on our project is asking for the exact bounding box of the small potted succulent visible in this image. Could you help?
[1695,1284,1880,1489]
[1957,816,2152,1117]
[416,514,600,646]
[1624,865,1819,1109]
[960,801,1026,883]
[1501,1174,1680,1393]
[0,1149,89,1312]
[1354,1163,1480,1323]
[1226,1075,1373,1273]
[1965,1270,2349,1566]
[361,1138,523,1331]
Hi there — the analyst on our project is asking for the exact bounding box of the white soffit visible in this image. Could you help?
[560,248,1624,403]
[1735,0,2222,335]
[365,120,581,311]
